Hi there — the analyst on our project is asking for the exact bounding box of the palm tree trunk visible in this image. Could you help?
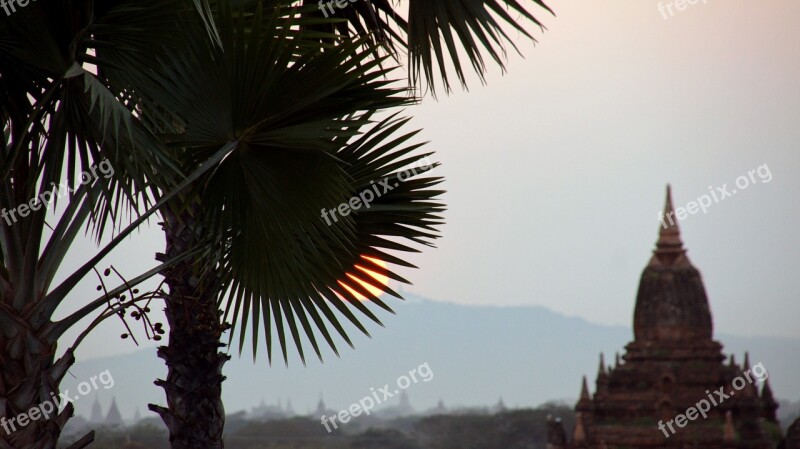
[149,205,230,449]
[0,318,87,449]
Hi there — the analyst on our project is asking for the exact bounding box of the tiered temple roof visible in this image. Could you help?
[547,187,783,449]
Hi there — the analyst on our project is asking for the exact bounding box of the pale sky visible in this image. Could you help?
[55,0,800,362]
[400,0,800,337]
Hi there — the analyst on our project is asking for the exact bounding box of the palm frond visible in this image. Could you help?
[137,3,444,364]
[407,0,552,94]
[292,0,554,95]
[0,0,184,241]
[217,112,444,365]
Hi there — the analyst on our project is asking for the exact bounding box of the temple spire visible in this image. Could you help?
[576,376,592,412]
[762,378,774,400]
[598,353,606,376]
[651,185,687,267]
[761,379,779,422]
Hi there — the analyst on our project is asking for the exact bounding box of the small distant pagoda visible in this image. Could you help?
[548,186,782,449]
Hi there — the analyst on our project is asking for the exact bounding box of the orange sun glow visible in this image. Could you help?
[338,256,389,301]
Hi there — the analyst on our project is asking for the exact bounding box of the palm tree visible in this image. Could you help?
[132,5,443,447]
[2,1,553,448]
[132,1,552,447]
[0,2,225,448]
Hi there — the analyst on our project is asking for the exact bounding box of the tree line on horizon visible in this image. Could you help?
[62,405,577,449]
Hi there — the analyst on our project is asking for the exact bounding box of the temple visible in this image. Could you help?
[548,186,784,449]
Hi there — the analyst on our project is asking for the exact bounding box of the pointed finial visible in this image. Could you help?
[659,185,681,237]
[615,352,621,368]
[761,379,779,422]
[580,376,591,400]
[317,393,326,411]
[651,185,687,266]
[598,353,606,376]
[743,352,751,370]
[576,376,592,411]
[729,354,736,367]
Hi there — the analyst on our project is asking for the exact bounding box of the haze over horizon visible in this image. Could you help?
[62,294,800,423]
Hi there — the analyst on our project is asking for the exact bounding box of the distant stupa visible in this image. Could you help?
[90,398,104,423]
[396,391,414,416]
[105,397,123,427]
[312,395,335,418]
[315,397,326,417]
[548,186,782,449]
[491,397,507,414]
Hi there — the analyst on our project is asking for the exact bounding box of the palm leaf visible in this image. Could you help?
[293,0,553,95]
[218,112,444,365]
[136,3,444,364]
[0,0,185,241]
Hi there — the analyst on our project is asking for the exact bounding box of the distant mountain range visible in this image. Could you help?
[61,295,800,425]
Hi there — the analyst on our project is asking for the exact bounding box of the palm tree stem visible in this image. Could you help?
[149,204,231,449]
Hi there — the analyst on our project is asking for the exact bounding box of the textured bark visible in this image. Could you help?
[0,316,82,449]
[150,205,230,449]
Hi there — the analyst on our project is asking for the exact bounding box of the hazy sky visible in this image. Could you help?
[402,0,800,337]
[55,0,800,363]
